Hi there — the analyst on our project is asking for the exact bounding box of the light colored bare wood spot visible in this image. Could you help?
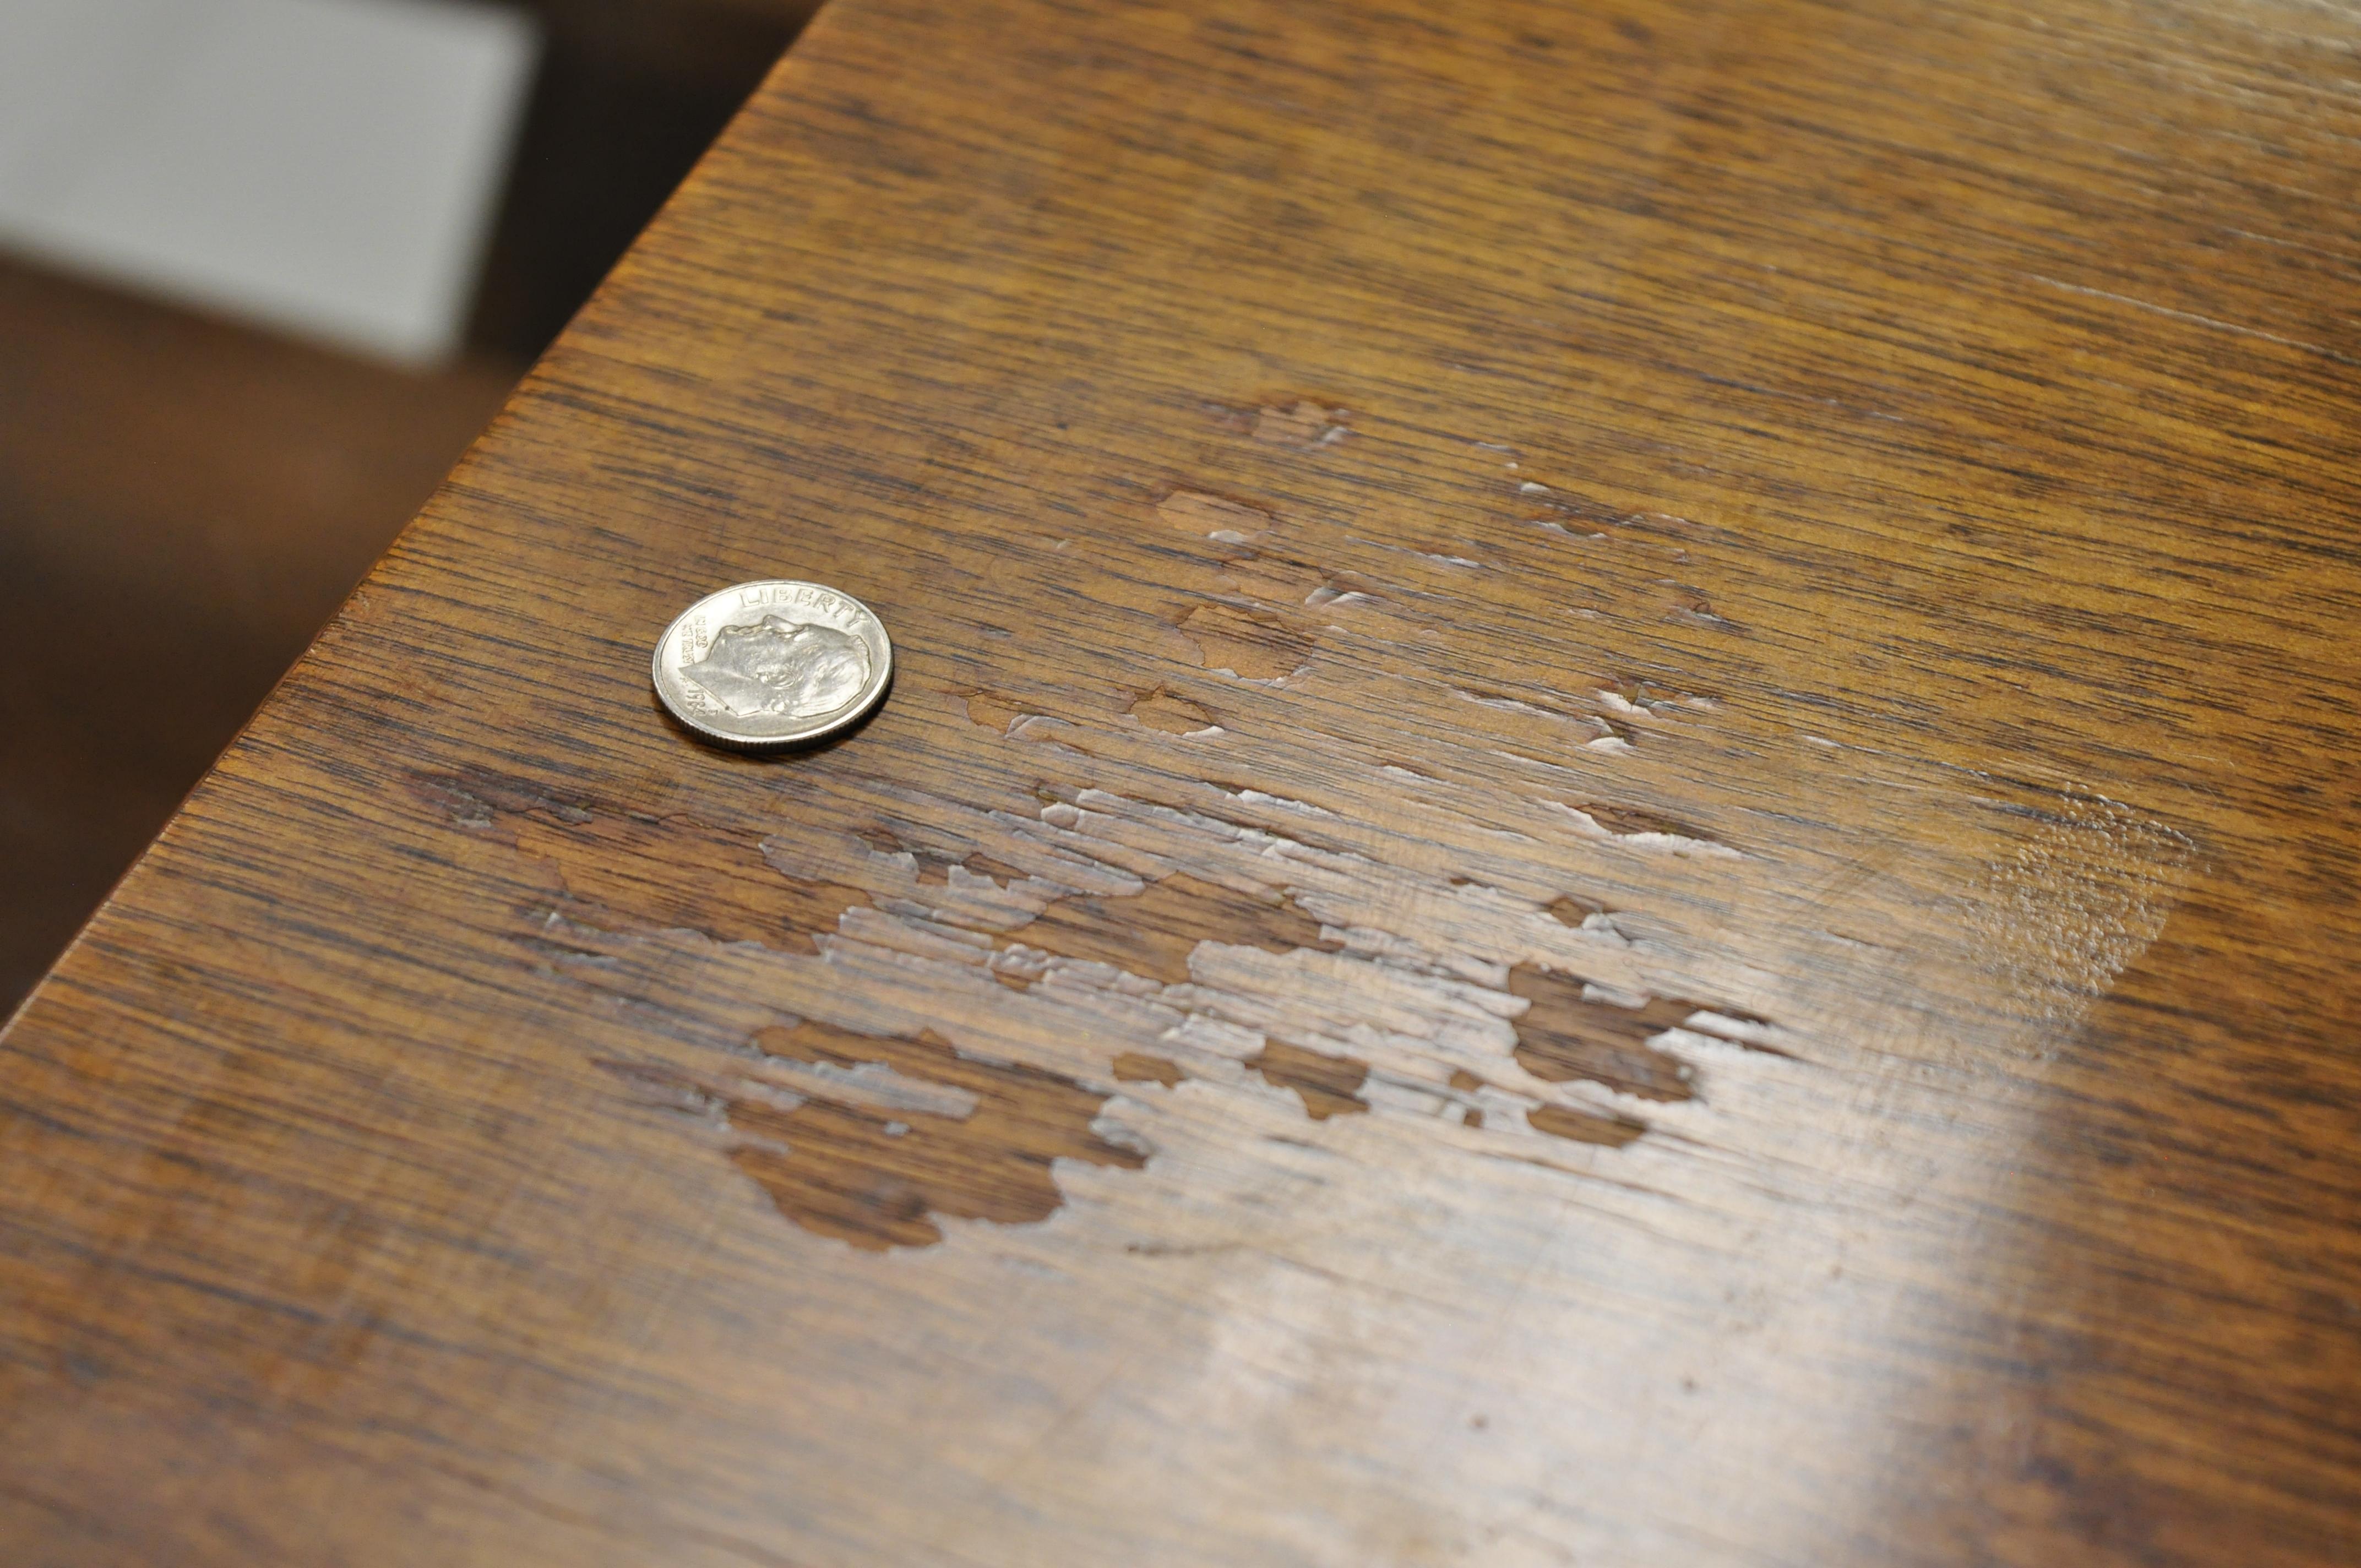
[1157,490,1272,540]
[1177,603,1314,679]
[960,689,1031,734]
[1126,686,1219,734]
[1250,400,1348,448]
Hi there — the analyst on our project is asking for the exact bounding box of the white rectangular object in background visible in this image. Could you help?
[0,0,537,366]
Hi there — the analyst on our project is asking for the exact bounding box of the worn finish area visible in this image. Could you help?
[6,0,2361,1563]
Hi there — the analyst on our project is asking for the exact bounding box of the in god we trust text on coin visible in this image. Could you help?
[651,580,893,748]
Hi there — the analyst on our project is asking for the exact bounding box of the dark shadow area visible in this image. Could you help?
[0,0,818,1012]
[474,1,816,358]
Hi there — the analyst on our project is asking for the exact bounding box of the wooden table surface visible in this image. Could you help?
[7,0,2360,1562]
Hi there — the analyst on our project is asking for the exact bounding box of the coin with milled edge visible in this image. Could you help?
[651,580,893,748]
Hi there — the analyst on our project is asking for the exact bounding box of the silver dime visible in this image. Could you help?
[651,580,893,748]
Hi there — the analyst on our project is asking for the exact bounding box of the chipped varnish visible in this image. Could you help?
[1000,872,1338,987]
[417,767,873,952]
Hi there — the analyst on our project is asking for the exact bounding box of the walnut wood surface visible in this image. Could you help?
[6,1,2360,1563]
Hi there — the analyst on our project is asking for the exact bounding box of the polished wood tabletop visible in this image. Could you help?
[7,0,2360,1562]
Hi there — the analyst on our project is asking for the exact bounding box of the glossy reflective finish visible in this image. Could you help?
[5,1,2360,1564]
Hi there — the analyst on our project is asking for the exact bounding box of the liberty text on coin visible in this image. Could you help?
[651,580,893,748]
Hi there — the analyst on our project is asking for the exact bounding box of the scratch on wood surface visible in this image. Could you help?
[2027,272,2359,366]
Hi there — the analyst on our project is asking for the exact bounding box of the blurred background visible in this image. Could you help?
[2,0,819,1010]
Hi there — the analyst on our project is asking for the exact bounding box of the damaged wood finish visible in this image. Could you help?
[612,1020,1149,1251]
[1505,966,1708,1103]
[6,0,2361,1564]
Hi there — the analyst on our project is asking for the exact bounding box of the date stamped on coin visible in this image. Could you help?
[652,580,893,748]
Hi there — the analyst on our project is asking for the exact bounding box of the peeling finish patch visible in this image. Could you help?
[1600,676,1716,716]
[529,812,878,949]
[1457,688,1562,718]
[1178,604,1315,680]
[608,1021,1145,1251]
[1659,580,1736,628]
[1247,1040,1370,1120]
[1508,966,1700,1102]
[410,768,873,952]
[1547,894,1613,928]
[1577,803,1716,840]
[1304,581,1380,609]
[857,827,1029,889]
[1252,400,1350,448]
[960,689,1035,735]
[1127,686,1220,735]
[1160,490,1274,541]
[1000,872,1340,987]
[471,731,1826,1258]
[520,815,875,953]
[1448,686,1639,752]
[1543,799,1743,859]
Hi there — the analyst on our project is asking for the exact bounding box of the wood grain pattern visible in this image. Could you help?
[6,0,2361,1563]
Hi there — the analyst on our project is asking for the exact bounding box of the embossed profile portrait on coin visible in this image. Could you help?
[651,580,894,749]
[683,614,871,719]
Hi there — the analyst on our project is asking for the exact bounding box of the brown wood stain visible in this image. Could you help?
[5,0,2361,1562]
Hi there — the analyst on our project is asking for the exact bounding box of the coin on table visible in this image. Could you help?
[651,580,893,748]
